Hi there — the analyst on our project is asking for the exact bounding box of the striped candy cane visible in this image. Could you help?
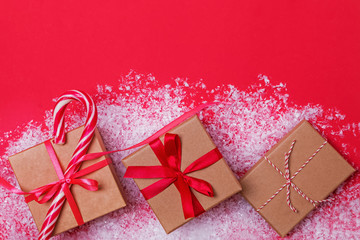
[38,90,97,240]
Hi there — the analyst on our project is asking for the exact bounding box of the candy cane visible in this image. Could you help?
[38,90,97,240]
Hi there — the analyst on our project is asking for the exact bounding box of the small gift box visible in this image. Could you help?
[240,120,355,237]
[122,115,242,233]
[9,126,126,236]
[2,90,127,239]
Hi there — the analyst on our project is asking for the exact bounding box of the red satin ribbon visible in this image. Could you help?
[0,140,109,226]
[124,133,223,219]
[0,101,229,226]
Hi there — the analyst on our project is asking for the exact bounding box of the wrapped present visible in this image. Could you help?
[240,120,355,237]
[9,126,126,236]
[122,115,242,233]
[2,90,126,239]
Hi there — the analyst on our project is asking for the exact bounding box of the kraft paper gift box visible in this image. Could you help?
[9,126,126,236]
[240,120,355,237]
[122,115,242,233]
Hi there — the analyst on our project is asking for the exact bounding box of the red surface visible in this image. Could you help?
[1,3,360,238]
[0,0,359,133]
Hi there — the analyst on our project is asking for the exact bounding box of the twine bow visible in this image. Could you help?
[257,140,331,212]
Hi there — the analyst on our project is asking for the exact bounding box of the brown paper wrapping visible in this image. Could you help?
[240,120,355,237]
[9,126,126,236]
[122,115,242,233]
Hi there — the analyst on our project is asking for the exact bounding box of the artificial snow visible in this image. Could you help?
[0,72,359,239]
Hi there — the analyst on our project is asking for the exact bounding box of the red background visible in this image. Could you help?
[0,0,359,134]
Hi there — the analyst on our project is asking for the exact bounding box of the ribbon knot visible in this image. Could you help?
[256,139,331,213]
[61,178,71,184]
[175,171,184,179]
[124,133,223,219]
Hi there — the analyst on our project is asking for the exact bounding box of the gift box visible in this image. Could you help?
[240,120,355,237]
[122,115,242,233]
[9,126,126,236]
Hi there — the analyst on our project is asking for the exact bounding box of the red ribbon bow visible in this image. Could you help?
[124,133,222,219]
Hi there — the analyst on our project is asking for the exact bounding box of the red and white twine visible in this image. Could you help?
[38,90,97,240]
[256,140,331,213]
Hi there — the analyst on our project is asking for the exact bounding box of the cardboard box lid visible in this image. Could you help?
[122,115,242,233]
[9,126,126,236]
[240,120,355,237]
